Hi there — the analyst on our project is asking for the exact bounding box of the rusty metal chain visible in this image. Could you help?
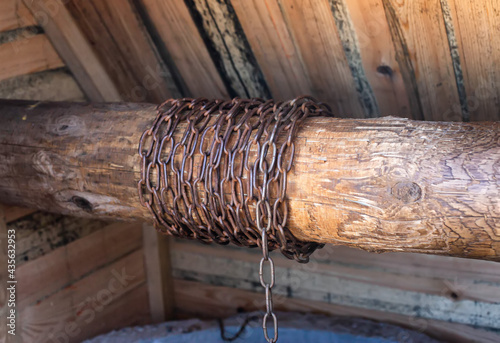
[138,97,331,342]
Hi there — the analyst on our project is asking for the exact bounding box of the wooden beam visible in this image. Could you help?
[0,99,498,261]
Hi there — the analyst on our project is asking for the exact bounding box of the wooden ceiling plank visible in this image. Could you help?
[139,0,229,99]
[230,0,312,101]
[63,0,179,103]
[0,33,64,81]
[381,0,462,121]
[344,0,412,118]
[278,0,366,117]
[0,0,36,32]
[22,0,121,102]
[446,0,500,122]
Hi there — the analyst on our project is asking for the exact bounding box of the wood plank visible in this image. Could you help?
[9,212,109,266]
[277,0,366,117]
[0,68,86,102]
[172,240,500,304]
[343,0,411,117]
[0,0,36,32]
[0,33,64,81]
[185,0,270,99]
[139,0,229,99]
[22,0,121,102]
[328,0,380,118]
[173,279,500,343]
[63,0,179,103]
[18,249,149,342]
[17,221,142,309]
[169,240,500,330]
[446,0,500,122]
[230,0,312,100]
[2,205,35,223]
[381,0,461,121]
[142,224,174,322]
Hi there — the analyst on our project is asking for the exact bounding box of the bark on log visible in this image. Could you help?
[0,100,499,261]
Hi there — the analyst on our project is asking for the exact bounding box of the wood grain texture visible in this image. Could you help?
[277,0,365,117]
[10,212,108,265]
[0,33,64,81]
[173,278,500,342]
[170,240,500,330]
[63,0,178,103]
[0,68,86,102]
[18,249,149,343]
[23,0,121,102]
[446,0,500,122]
[344,0,411,117]
[143,224,174,322]
[0,100,498,260]
[17,221,142,309]
[381,0,461,121]
[0,0,36,32]
[230,0,312,100]
[185,0,270,99]
[328,0,380,118]
[138,0,229,99]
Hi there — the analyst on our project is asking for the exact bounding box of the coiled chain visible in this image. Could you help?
[138,97,331,342]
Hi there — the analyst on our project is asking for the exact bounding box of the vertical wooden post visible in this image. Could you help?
[142,224,175,321]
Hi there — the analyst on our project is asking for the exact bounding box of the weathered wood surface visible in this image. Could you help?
[0,100,498,261]
[0,33,64,81]
[22,0,122,103]
[172,240,500,342]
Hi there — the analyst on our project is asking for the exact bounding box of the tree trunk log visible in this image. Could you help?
[0,100,499,261]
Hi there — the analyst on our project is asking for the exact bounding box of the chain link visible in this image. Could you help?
[138,97,332,342]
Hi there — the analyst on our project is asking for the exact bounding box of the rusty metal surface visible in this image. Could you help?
[138,97,331,261]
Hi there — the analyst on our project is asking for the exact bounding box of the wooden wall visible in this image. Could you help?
[0,14,154,342]
[1,0,500,342]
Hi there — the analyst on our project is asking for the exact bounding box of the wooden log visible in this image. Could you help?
[0,99,498,261]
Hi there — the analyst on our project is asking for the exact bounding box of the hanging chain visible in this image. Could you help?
[258,203,277,342]
[138,97,332,342]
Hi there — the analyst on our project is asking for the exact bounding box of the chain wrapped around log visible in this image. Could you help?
[0,99,499,261]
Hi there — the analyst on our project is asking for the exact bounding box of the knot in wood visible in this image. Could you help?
[391,182,422,204]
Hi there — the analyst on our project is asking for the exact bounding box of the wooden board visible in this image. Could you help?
[344,0,411,117]
[17,221,142,309]
[0,0,36,32]
[10,212,108,265]
[18,249,149,342]
[381,0,461,121]
[0,33,64,81]
[139,0,229,99]
[142,224,174,322]
[63,0,178,103]
[446,0,500,122]
[22,0,121,102]
[184,0,270,99]
[170,240,500,334]
[0,68,86,102]
[230,0,312,101]
[173,279,500,343]
[277,0,366,117]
